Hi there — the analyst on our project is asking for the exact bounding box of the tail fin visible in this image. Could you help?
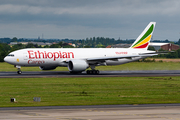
[130,22,156,49]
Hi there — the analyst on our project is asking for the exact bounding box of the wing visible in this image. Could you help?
[87,53,158,62]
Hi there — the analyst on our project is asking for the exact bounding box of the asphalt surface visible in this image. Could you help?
[0,70,180,78]
[1,104,180,120]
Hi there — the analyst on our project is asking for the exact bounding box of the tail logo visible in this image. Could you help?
[131,24,154,49]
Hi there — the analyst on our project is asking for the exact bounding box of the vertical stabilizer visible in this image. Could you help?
[130,22,156,49]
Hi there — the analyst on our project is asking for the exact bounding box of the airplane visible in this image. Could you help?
[4,22,158,74]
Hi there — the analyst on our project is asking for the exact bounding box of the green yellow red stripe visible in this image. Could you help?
[132,35,151,48]
[132,24,154,48]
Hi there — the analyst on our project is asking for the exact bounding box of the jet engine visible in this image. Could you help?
[39,66,57,70]
[68,60,89,72]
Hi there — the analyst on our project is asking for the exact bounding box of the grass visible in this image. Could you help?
[1,61,180,72]
[0,77,180,107]
[1,62,180,107]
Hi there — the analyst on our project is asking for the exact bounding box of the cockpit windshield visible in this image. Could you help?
[7,54,14,57]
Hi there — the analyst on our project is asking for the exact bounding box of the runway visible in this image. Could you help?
[0,70,180,78]
[1,104,180,120]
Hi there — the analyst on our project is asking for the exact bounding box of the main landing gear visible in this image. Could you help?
[86,70,99,74]
[86,65,100,74]
[15,65,22,74]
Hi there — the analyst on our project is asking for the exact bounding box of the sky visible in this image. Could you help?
[0,0,180,41]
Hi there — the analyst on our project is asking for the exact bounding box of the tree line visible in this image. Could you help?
[0,42,180,62]
[3,37,178,48]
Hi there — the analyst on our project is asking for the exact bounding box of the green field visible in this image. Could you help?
[0,77,180,107]
[1,62,180,107]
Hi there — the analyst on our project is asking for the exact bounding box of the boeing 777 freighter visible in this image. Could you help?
[4,22,157,74]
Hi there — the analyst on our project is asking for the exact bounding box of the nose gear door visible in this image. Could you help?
[23,53,28,60]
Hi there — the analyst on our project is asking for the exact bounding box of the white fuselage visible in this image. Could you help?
[4,48,154,67]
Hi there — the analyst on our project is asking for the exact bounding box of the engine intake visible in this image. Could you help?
[68,60,89,72]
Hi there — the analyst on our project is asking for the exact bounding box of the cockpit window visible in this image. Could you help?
[7,54,14,57]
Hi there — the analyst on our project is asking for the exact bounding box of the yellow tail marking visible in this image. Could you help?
[133,35,151,48]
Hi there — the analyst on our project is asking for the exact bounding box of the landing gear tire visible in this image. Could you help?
[87,70,90,74]
[96,70,99,74]
[86,70,99,75]
[17,71,22,74]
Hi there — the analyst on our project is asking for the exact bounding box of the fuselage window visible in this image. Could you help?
[7,54,14,57]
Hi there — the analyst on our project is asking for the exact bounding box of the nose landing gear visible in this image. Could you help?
[17,69,22,74]
[15,65,22,74]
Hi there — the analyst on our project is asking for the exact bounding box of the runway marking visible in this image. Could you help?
[18,111,91,120]
[82,109,180,120]
[56,118,89,120]
[18,112,47,116]
[51,117,90,120]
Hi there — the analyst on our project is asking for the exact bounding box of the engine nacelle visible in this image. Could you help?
[68,60,89,72]
[39,66,57,70]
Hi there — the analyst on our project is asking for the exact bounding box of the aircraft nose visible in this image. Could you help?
[4,56,12,63]
[4,56,8,62]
